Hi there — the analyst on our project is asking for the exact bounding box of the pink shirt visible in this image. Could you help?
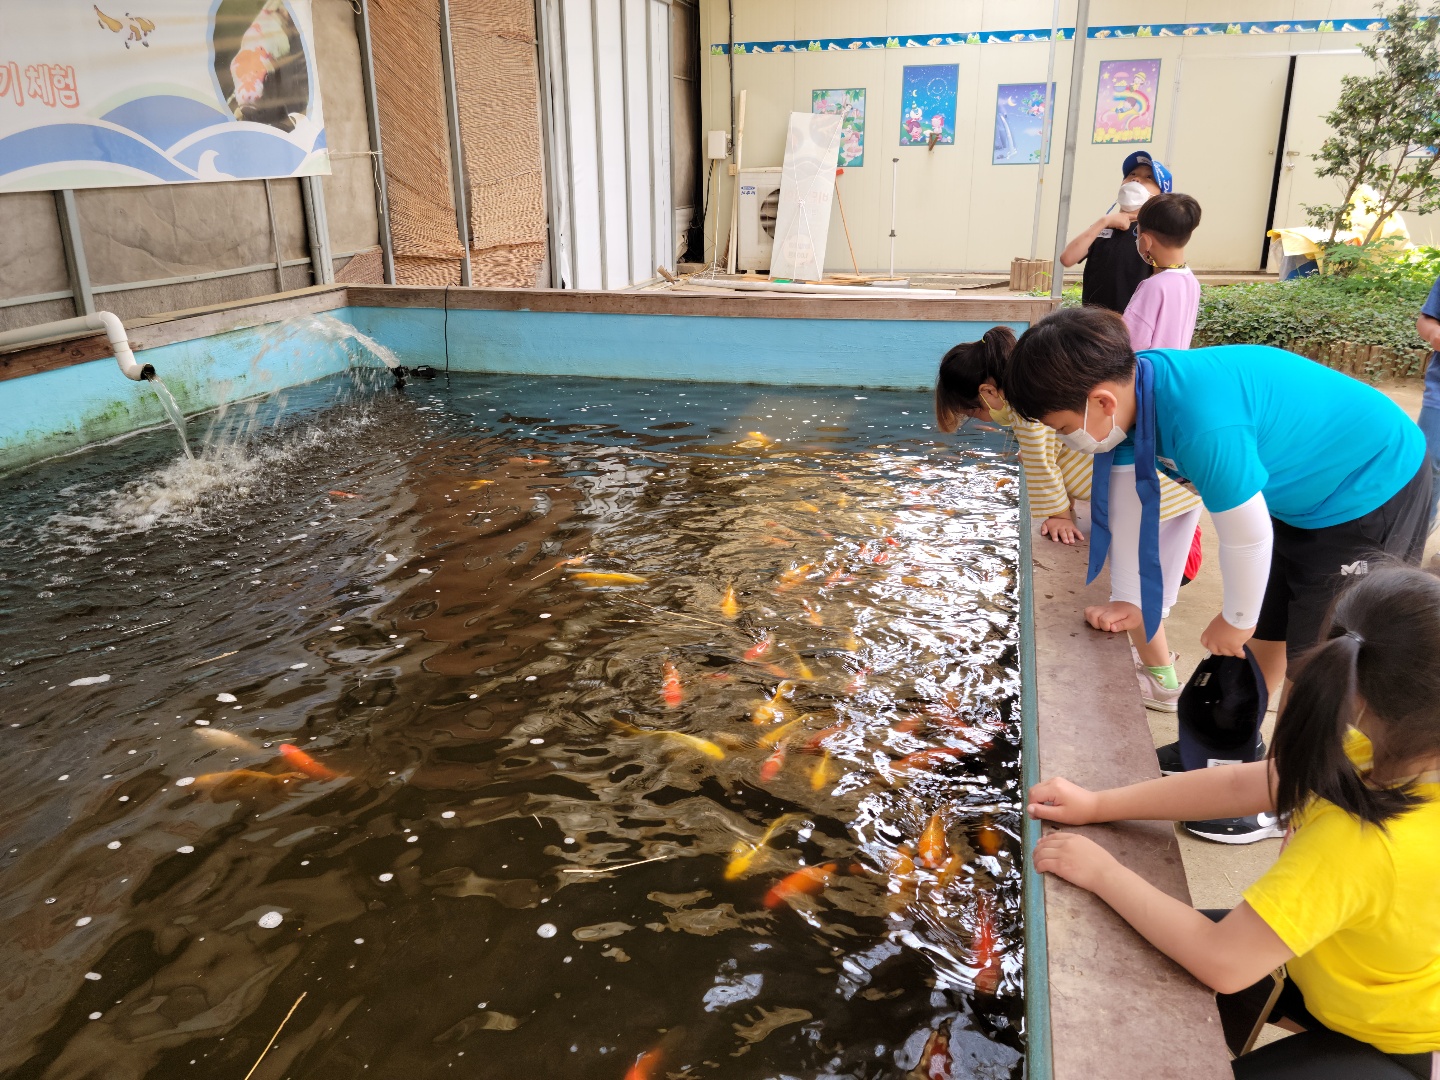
[1123,267,1200,351]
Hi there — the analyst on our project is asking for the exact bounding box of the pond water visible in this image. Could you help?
[0,371,1024,1079]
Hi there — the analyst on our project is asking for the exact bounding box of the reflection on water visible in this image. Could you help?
[0,373,1023,1079]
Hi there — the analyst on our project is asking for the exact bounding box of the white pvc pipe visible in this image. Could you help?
[0,311,152,380]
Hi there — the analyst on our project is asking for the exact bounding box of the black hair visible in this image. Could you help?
[1137,192,1202,247]
[934,325,1016,434]
[1001,307,1136,421]
[1273,564,1440,827]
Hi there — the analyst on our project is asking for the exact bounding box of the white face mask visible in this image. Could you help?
[1117,181,1149,212]
[1057,398,1127,455]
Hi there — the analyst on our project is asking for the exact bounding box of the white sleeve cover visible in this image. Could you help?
[1210,492,1273,630]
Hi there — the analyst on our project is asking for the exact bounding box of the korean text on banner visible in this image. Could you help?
[0,0,328,193]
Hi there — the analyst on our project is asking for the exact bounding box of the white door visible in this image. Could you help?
[540,0,674,290]
[1164,56,1290,271]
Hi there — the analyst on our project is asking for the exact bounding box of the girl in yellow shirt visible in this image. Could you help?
[1029,564,1440,1077]
[936,326,1203,711]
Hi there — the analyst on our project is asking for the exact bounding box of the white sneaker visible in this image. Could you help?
[1182,813,1285,845]
[1132,650,1181,713]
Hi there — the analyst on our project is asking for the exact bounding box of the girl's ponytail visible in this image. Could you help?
[934,325,1017,433]
[1273,566,1439,827]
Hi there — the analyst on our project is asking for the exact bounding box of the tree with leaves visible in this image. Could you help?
[1307,1,1440,244]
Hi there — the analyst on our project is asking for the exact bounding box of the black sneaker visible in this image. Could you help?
[1181,813,1284,845]
[1157,739,1266,776]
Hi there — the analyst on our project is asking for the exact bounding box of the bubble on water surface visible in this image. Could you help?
[378,873,393,882]
[215,693,236,703]
[68,674,110,687]
[88,1012,102,1020]
[75,917,91,927]
[84,972,101,981]
[177,845,195,854]
[174,777,195,787]
[290,663,308,669]
[536,923,557,938]
[257,911,283,929]
[106,841,120,850]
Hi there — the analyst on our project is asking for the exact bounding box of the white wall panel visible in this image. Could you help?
[560,0,604,289]
[650,0,675,269]
[622,0,654,280]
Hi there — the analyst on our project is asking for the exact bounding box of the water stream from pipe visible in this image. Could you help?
[146,375,192,459]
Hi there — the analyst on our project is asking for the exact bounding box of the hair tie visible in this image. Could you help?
[1344,630,1364,646]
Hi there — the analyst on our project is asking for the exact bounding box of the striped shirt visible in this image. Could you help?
[1009,416,1203,522]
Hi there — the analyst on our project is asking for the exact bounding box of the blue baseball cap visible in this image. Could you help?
[1122,151,1172,193]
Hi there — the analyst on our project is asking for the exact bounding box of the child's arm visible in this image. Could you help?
[1033,833,1294,993]
[1028,760,1276,826]
[1122,283,1157,351]
[1012,421,1074,523]
[1060,212,1134,267]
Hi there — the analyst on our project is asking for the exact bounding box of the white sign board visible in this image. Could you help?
[768,112,842,282]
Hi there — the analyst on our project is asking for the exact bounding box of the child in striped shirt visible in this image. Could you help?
[936,326,1203,710]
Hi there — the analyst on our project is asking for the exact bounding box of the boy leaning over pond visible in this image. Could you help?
[1411,277,1440,537]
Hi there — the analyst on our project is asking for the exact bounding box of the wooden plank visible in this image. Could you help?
[345,284,1060,323]
[0,286,349,382]
[1031,539,1231,1080]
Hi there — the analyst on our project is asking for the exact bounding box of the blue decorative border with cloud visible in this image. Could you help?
[709,18,1386,55]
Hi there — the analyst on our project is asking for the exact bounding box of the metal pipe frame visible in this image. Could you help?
[590,0,610,290]
[300,175,336,286]
[620,0,637,287]
[1050,0,1090,300]
[55,189,95,316]
[355,0,397,285]
[438,0,473,287]
[534,0,566,288]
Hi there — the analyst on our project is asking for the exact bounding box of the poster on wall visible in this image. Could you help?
[0,0,328,193]
[993,82,1053,165]
[899,64,957,147]
[1092,59,1159,145]
[812,88,865,167]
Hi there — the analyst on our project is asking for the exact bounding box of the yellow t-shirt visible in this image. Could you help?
[1244,729,1440,1054]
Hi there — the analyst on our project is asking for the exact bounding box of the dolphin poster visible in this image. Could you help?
[0,0,328,192]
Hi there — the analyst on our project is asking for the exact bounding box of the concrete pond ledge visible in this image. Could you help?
[1030,539,1231,1080]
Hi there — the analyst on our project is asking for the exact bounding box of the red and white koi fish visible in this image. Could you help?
[918,813,948,869]
[661,660,683,709]
[230,0,293,107]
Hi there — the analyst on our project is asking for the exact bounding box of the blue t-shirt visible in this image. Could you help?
[1419,276,1440,411]
[1140,345,1425,527]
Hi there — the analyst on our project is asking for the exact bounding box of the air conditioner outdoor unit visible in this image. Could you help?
[736,167,782,273]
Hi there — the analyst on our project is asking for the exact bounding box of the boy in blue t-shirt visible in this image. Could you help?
[1412,277,1440,532]
[1003,307,1431,842]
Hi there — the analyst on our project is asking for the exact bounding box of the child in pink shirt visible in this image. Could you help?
[1123,193,1202,350]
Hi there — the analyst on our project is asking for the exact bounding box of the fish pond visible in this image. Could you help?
[0,372,1025,1079]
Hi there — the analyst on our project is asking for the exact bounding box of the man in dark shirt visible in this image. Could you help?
[1060,152,1172,313]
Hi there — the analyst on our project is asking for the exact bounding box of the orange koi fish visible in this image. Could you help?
[893,747,963,773]
[743,633,773,661]
[887,845,918,911]
[918,814,949,869]
[845,668,869,694]
[976,816,1005,857]
[892,715,925,736]
[192,769,306,800]
[624,1047,663,1080]
[788,650,815,681]
[801,600,824,626]
[805,724,844,751]
[973,890,1000,995]
[884,536,900,547]
[757,662,792,680]
[776,564,814,591]
[759,742,787,781]
[922,1029,952,1080]
[279,743,340,780]
[822,568,853,587]
[720,586,740,620]
[327,490,358,498]
[809,750,835,791]
[763,862,836,909]
[661,660,683,709]
[873,550,890,565]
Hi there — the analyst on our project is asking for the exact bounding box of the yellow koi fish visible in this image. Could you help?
[751,681,795,725]
[776,563,814,591]
[725,812,802,879]
[720,586,740,620]
[809,750,835,791]
[759,715,806,746]
[788,650,815,681]
[614,720,725,760]
[571,572,646,586]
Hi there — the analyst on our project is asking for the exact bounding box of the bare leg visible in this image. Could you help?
[1129,622,1172,669]
[1247,638,1287,699]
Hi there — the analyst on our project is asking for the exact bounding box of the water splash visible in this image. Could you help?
[302,313,403,372]
[147,376,192,459]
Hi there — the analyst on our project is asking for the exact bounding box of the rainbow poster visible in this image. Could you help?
[1092,58,1159,145]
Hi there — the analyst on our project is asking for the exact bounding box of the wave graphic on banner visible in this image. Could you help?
[0,93,327,190]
